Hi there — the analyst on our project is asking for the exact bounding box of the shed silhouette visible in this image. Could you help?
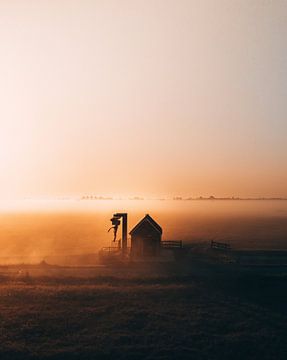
[130,214,162,257]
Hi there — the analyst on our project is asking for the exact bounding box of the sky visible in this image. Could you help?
[0,0,286,199]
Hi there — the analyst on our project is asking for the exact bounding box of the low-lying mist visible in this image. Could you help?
[0,199,287,264]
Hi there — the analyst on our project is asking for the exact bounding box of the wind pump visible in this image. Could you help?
[108,213,128,256]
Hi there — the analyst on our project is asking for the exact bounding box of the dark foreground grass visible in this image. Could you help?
[0,266,286,360]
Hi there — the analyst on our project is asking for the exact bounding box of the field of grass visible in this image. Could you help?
[0,261,286,360]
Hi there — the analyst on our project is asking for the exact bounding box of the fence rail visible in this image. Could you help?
[161,241,183,249]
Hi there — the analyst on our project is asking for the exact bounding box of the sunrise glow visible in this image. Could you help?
[0,0,286,202]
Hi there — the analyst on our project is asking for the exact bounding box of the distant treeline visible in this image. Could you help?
[173,196,287,201]
[81,195,287,201]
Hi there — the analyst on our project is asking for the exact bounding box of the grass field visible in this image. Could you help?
[0,260,286,360]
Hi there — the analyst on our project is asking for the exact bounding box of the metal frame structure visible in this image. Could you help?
[110,213,128,256]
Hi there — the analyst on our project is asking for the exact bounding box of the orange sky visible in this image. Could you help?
[0,0,286,199]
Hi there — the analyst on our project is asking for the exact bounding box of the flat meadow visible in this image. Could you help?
[0,260,286,360]
[0,200,287,359]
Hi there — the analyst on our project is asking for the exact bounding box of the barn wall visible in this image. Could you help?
[130,223,162,258]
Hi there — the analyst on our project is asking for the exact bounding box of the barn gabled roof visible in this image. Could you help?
[129,214,162,235]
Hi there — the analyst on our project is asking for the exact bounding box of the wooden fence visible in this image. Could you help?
[161,241,183,249]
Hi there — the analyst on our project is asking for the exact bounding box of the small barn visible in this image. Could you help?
[130,214,162,258]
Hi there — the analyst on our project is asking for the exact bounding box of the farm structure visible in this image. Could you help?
[99,213,183,262]
[130,214,163,258]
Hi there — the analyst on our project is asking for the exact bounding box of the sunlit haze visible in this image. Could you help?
[1,0,286,200]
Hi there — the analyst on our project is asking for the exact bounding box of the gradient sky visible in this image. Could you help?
[0,0,286,199]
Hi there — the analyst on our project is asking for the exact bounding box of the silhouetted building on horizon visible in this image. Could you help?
[130,214,162,258]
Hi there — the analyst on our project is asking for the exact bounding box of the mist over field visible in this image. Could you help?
[0,199,287,264]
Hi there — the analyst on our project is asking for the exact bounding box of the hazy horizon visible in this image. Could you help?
[0,199,286,264]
